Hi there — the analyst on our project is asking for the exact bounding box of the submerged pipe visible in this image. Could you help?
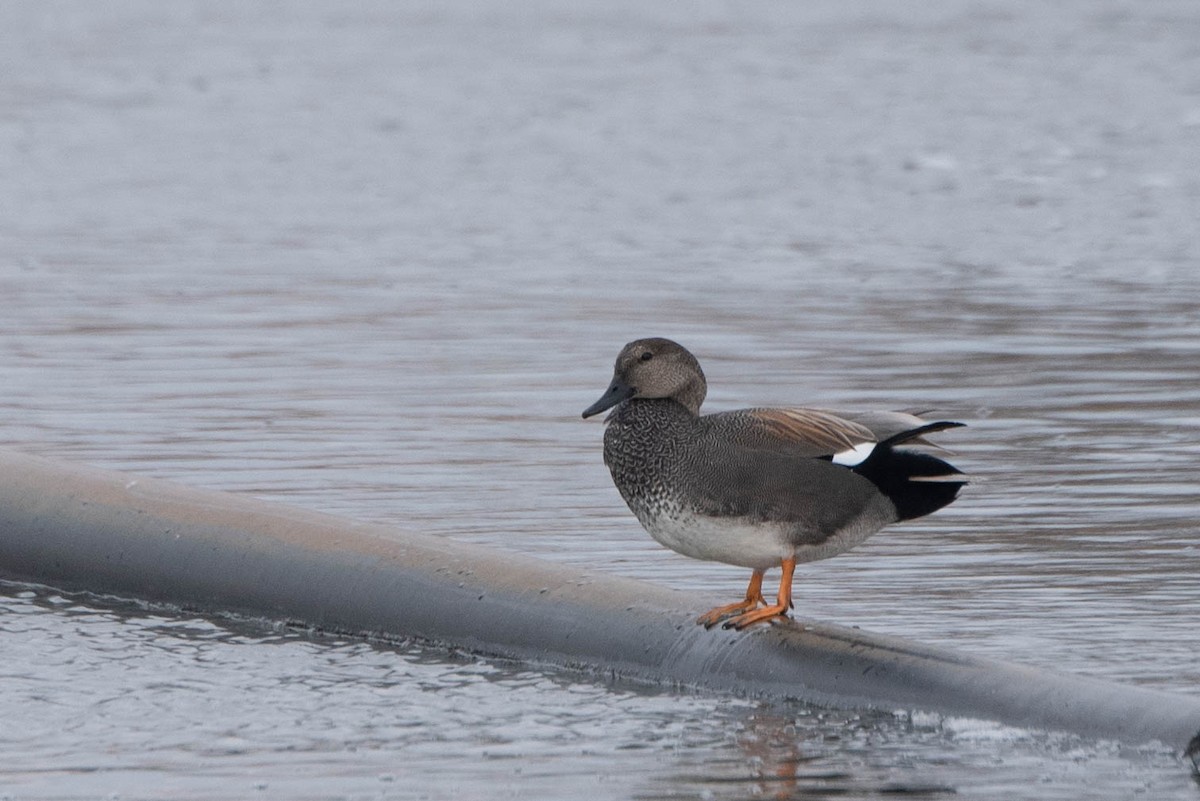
[0,447,1197,755]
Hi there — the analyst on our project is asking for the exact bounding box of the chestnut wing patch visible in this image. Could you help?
[745,407,876,456]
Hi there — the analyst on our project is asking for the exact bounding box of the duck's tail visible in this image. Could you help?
[852,422,968,521]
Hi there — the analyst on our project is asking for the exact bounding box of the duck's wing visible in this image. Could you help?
[689,407,964,535]
[813,409,964,452]
[709,406,964,457]
[710,407,877,460]
[729,410,873,453]
[687,412,886,536]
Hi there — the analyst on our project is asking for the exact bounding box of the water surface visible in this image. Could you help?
[2,0,1199,798]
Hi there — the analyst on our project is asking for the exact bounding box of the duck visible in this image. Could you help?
[582,337,966,629]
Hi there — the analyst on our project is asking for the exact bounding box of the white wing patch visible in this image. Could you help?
[831,441,876,467]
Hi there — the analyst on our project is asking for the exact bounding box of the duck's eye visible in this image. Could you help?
[640,351,653,362]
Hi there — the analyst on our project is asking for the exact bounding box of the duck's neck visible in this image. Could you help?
[674,379,706,416]
[608,397,696,429]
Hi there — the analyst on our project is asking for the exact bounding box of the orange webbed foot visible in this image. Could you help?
[696,598,761,628]
[721,603,790,630]
[718,557,796,632]
[696,569,767,628]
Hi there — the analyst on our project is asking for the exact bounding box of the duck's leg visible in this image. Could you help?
[696,569,766,628]
[723,557,796,630]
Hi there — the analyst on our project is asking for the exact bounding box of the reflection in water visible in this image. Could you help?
[676,709,957,800]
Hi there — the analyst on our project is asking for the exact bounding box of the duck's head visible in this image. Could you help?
[582,337,707,419]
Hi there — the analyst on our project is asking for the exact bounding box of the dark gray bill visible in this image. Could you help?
[581,379,635,418]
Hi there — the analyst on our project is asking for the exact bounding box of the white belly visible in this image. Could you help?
[636,506,885,570]
[640,510,791,569]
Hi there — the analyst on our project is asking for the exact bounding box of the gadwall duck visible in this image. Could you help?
[582,337,966,629]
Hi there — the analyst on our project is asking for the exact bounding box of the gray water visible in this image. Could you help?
[2,0,1200,798]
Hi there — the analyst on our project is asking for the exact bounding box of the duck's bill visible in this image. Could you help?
[582,379,635,418]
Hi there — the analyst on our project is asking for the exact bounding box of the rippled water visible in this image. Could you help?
[2,0,1200,798]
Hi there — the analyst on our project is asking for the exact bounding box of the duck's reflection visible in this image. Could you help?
[659,703,957,800]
